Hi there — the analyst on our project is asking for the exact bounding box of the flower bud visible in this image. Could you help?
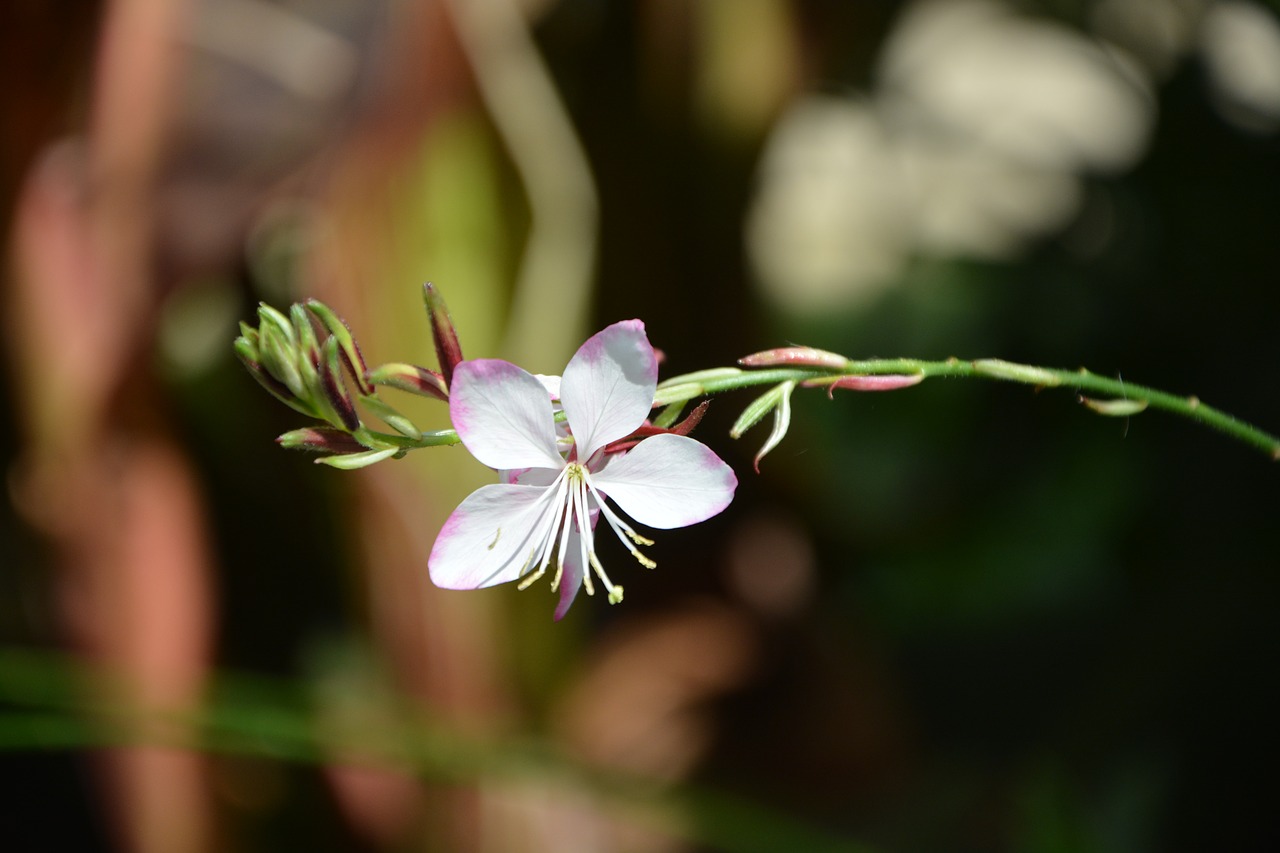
[802,373,924,398]
[257,303,296,349]
[423,283,463,388]
[319,337,361,431]
[739,347,848,370]
[1079,395,1148,416]
[290,303,322,365]
[306,299,374,395]
[364,362,449,402]
[652,382,704,407]
[257,320,306,399]
[277,427,367,454]
[972,359,1061,387]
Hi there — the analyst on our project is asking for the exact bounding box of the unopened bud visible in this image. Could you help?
[364,362,449,402]
[277,427,367,454]
[320,337,361,431]
[306,299,374,395]
[652,382,704,407]
[290,303,322,365]
[803,373,924,398]
[1079,396,1148,416]
[739,347,848,370]
[257,321,306,399]
[423,283,464,388]
[257,303,296,349]
[972,359,1061,387]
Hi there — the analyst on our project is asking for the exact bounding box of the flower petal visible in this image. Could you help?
[553,530,585,621]
[450,359,563,470]
[559,320,658,459]
[591,434,737,529]
[429,483,557,589]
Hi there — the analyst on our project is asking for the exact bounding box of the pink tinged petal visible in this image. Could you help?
[502,467,559,487]
[553,528,586,620]
[450,359,563,470]
[429,484,558,590]
[559,320,659,459]
[590,433,737,529]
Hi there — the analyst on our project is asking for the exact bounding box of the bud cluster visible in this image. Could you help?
[234,284,465,469]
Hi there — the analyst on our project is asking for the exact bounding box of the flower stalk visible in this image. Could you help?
[237,292,1280,470]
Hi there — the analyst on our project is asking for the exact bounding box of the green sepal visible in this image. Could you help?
[753,380,796,472]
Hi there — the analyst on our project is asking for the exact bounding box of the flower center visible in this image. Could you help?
[514,461,656,606]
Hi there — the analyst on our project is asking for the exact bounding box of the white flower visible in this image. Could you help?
[429,320,737,618]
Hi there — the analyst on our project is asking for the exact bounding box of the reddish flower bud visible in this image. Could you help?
[364,362,449,402]
[423,283,463,388]
[802,373,924,398]
[739,347,848,370]
[277,427,367,454]
[306,299,374,395]
[319,338,361,431]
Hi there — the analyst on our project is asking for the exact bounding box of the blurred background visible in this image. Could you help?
[2,0,1279,850]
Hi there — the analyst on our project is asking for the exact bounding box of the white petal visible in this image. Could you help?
[450,359,563,470]
[559,320,658,459]
[429,484,557,589]
[591,434,737,529]
[533,374,562,401]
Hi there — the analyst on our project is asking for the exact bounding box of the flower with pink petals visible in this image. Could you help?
[429,320,737,618]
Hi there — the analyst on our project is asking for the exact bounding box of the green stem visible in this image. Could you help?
[658,358,1280,460]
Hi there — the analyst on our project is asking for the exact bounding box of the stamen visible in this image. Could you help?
[587,552,624,604]
[551,473,578,592]
[514,548,540,589]
[517,469,570,590]
[574,479,594,597]
[571,475,597,596]
[583,478,657,569]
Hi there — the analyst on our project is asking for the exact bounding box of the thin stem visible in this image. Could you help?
[658,358,1280,460]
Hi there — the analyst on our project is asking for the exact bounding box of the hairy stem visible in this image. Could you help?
[657,358,1280,460]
